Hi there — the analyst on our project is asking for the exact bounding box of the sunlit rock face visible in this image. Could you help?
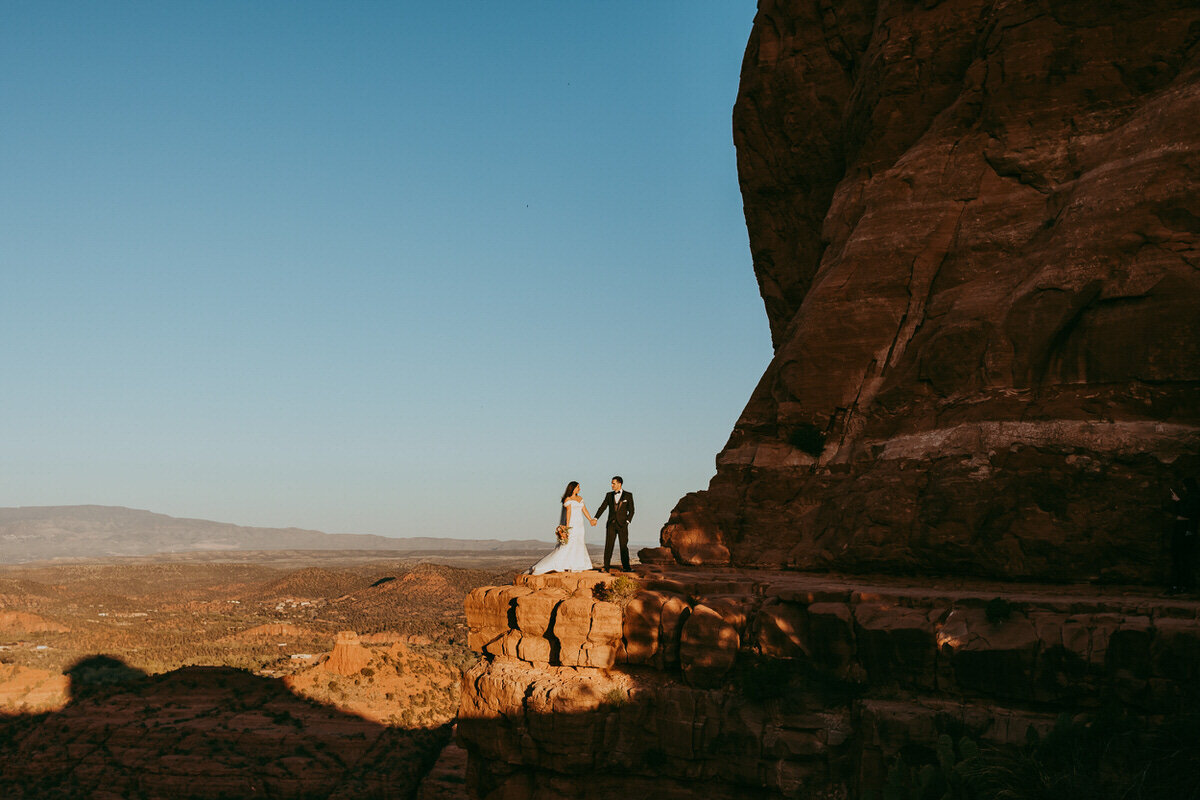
[663,0,1200,581]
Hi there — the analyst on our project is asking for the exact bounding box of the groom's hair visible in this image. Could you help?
[612,476,623,485]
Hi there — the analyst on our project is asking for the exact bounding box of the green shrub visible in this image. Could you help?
[593,576,640,604]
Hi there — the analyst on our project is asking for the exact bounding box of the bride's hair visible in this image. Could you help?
[561,481,579,501]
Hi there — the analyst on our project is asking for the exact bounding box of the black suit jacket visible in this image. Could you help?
[595,491,634,528]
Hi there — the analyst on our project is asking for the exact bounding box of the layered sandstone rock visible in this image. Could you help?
[661,0,1200,581]
[323,630,373,676]
[457,568,1200,798]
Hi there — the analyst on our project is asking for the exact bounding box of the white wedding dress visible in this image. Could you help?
[528,499,594,574]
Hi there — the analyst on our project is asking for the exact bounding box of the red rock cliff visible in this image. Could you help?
[456,568,1200,798]
[662,0,1200,580]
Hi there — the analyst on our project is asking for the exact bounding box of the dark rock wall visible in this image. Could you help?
[664,0,1200,580]
[457,570,1200,799]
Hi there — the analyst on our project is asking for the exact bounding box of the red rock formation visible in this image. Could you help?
[323,630,373,676]
[661,0,1200,581]
[456,567,1200,798]
[458,7,1200,795]
[286,632,459,727]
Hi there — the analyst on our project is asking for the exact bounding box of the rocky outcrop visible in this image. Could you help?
[661,0,1200,581]
[284,631,460,728]
[456,568,1200,798]
[323,630,373,676]
[221,622,315,642]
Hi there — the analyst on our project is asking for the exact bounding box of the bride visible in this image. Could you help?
[528,481,597,574]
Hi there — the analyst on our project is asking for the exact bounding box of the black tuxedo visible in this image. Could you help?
[594,490,634,570]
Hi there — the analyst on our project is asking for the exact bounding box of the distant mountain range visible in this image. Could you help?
[0,506,550,564]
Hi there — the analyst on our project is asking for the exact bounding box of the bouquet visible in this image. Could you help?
[554,525,570,544]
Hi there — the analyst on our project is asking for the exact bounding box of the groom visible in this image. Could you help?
[594,476,634,572]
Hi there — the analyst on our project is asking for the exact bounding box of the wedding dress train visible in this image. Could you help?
[528,499,594,574]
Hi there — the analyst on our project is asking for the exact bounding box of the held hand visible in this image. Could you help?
[590,519,597,526]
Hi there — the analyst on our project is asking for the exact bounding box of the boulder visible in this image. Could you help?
[552,597,622,668]
[854,604,936,688]
[700,594,761,640]
[654,592,691,669]
[806,602,857,675]
[465,585,533,653]
[514,588,568,637]
[679,604,740,688]
[465,585,532,629]
[756,600,807,660]
[660,493,731,566]
[940,609,1041,700]
[637,546,675,565]
[621,591,667,664]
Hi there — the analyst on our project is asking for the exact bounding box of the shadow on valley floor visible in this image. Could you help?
[0,654,451,800]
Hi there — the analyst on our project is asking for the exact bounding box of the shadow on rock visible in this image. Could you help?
[0,654,450,800]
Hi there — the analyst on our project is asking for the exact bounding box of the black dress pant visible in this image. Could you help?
[604,523,630,570]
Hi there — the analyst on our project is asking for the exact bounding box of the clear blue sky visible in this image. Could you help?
[1,2,770,548]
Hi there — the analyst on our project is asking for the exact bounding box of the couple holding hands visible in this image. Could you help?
[528,476,634,575]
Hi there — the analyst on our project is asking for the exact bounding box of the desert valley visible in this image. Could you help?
[0,551,516,798]
[0,507,552,797]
